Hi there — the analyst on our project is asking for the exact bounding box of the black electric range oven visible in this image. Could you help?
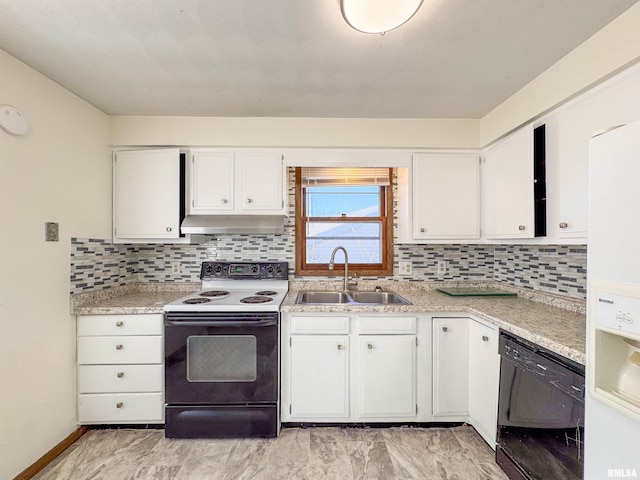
[163,261,288,439]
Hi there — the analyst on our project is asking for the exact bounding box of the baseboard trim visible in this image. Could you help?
[14,426,89,480]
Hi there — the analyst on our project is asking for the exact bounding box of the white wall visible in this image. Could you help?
[109,116,480,148]
[480,2,640,146]
[0,50,111,480]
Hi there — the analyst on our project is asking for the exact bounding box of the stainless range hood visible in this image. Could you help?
[180,215,286,235]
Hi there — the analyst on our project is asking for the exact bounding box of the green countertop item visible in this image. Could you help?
[436,287,517,297]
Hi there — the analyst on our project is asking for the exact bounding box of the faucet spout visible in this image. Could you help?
[329,246,349,292]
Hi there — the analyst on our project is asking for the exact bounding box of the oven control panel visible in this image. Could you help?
[200,261,288,280]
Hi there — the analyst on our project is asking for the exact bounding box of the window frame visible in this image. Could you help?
[294,167,394,276]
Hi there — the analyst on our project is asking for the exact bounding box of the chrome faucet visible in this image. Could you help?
[329,246,350,292]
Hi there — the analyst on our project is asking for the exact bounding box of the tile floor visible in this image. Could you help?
[34,425,508,480]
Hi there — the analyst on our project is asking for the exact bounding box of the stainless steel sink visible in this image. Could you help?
[295,290,411,305]
[348,291,411,305]
[296,291,351,304]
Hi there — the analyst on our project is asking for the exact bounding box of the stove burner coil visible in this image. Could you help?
[200,290,230,298]
[240,296,273,304]
[255,290,277,296]
[183,297,211,304]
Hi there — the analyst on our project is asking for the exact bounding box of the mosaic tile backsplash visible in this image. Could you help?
[70,237,587,300]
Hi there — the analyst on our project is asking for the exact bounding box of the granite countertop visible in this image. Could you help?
[282,281,586,365]
[71,280,586,364]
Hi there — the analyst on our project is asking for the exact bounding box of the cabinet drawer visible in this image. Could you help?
[78,393,164,423]
[78,314,163,336]
[358,317,416,334]
[290,316,349,334]
[78,365,163,393]
[78,336,163,364]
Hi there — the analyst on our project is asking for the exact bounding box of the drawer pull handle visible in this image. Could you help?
[116,321,124,327]
[337,344,344,350]
[442,326,448,332]
[115,344,123,350]
[116,402,124,409]
[367,343,373,350]
[482,335,489,342]
[117,372,124,378]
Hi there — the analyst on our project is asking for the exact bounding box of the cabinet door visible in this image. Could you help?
[238,152,284,212]
[413,153,480,239]
[432,318,469,416]
[290,335,349,418]
[190,152,235,212]
[484,125,534,239]
[468,320,499,448]
[358,335,416,418]
[113,149,181,240]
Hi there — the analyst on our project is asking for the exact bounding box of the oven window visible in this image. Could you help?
[187,335,257,382]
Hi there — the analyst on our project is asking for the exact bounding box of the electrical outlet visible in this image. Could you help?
[45,222,59,242]
[171,262,181,274]
[399,261,412,276]
[437,260,447,275]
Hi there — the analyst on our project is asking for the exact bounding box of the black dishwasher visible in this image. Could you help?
[497,331,585,480]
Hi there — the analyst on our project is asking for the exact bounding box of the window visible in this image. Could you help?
[295,167,393,276]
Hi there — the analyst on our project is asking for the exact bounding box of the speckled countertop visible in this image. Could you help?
[71,280,586,364]
[282,281,586,365]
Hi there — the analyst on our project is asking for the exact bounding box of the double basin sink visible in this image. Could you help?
[295,290,412,305]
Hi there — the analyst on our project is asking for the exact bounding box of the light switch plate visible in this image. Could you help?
[45,222,59,242]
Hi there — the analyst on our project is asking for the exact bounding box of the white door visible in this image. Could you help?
[238,152,284,212]
[358,335,416,418]
[413,154,480,239]
[113,149,180,240]
[290,335,349,418]
[468,320,499,448]
[190,152,235,212]
[484,125,534,239]
[432,318,469,417]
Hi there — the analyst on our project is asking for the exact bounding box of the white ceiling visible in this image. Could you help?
[0,0,637,118]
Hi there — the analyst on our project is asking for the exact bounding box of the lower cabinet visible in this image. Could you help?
[282,313,423,423]
[432,316,499,448]
[77,314,164,424]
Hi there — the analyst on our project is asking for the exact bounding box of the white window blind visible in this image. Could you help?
[300,167,391,187]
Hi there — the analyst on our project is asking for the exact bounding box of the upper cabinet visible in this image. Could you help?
[113,149,186,243]
[483,125,535,240]
[412,153,480,240]
[188,150,286,215]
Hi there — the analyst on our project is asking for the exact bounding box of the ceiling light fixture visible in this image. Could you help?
[341,0,423,35]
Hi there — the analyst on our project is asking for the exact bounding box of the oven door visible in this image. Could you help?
[164,312,278,405]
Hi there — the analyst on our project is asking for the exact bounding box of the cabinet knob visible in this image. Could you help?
[117,372,124,378]
[518,225,526,231]
[337,344,344,350]
[559,222,568,229]
[482,335,489,342]
[116,402,124,409]
[166,227,172,232]
[221,198,228,204]
[367,343,373,350]
[442,326,448,332]
[420,227,425,233]
[246,198,253,204]
[115,344,123,350]
[115,321,124,327]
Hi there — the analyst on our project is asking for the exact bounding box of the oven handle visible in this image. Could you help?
[165,319,278,328]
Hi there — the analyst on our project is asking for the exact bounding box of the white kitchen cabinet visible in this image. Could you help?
[77,314,164,424]
[281,313,426,423]
[358,335,416,418]
[188,150,286,215]
[468,319,499,448]
[483,125,535,240]
[289,335,350,418]
[113,148,185,243]
[432,317,469,417]
[412,153,480,240]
